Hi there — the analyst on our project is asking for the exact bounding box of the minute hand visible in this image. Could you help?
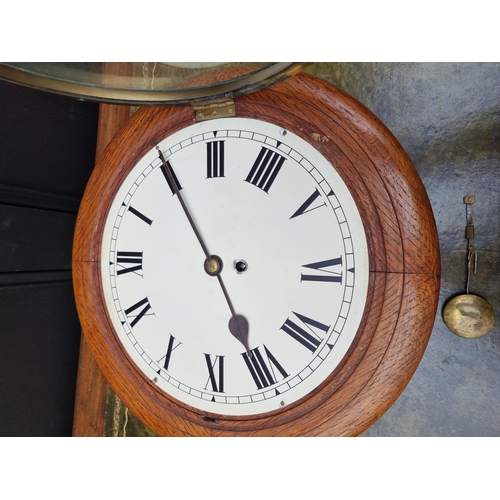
[157,148,211,260]
[156,147,251,354]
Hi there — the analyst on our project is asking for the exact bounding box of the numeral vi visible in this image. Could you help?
[301,257,343,284]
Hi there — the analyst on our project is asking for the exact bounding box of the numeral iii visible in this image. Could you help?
[207,141,225,178]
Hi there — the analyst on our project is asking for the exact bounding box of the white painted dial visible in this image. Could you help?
[101,117,369,416]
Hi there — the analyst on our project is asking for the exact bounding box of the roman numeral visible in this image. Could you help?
[158,334,182,372]
[207,140,225,178]
[116,251,143,276]
[127,205,153,226]
[242,345,289,390]
[124,297,153,328]
[301,257,343,284]
[245,147,285,193]
[290,188,337,219]
[290,188,326,219]
[280,312,330,353]
[204,353,224,393]
[160,159,183,195]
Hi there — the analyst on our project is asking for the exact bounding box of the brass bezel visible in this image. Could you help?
[0,62,307,105]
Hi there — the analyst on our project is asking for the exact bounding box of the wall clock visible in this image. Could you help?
[72,70,440,436]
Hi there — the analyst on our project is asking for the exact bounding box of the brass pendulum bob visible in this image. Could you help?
[443,196,495,338]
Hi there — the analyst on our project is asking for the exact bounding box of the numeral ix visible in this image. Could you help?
[205,354,224,394]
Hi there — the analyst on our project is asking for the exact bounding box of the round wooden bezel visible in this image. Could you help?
[73,72,440,436]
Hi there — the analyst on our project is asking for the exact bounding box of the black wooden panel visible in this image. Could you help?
[0,204,75,272]
[0,79,99,436]
[0,281,81,436]
[0,81,97,198]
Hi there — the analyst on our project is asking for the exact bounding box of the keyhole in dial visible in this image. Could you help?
[234,259,248,274]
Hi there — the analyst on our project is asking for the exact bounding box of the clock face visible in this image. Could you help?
[73,72,441,435]
[100,117,369,416]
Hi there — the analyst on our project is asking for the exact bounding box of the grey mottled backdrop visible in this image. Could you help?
[307,63,499,436]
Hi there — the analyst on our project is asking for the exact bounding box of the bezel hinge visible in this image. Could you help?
[193,99,235,122]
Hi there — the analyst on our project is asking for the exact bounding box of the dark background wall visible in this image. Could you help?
[0,80,98,436]
[1,63,498,436]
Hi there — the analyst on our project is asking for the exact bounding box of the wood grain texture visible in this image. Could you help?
[72,72,440,436]
[72,102,131,436]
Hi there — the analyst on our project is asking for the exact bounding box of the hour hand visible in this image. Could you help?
[228,314,251,356]
[214,271,251,356]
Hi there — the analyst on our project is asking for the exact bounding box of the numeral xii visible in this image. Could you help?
[116,251,143,275]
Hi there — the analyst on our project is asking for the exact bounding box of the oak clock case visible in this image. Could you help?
[73,72,440,436]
